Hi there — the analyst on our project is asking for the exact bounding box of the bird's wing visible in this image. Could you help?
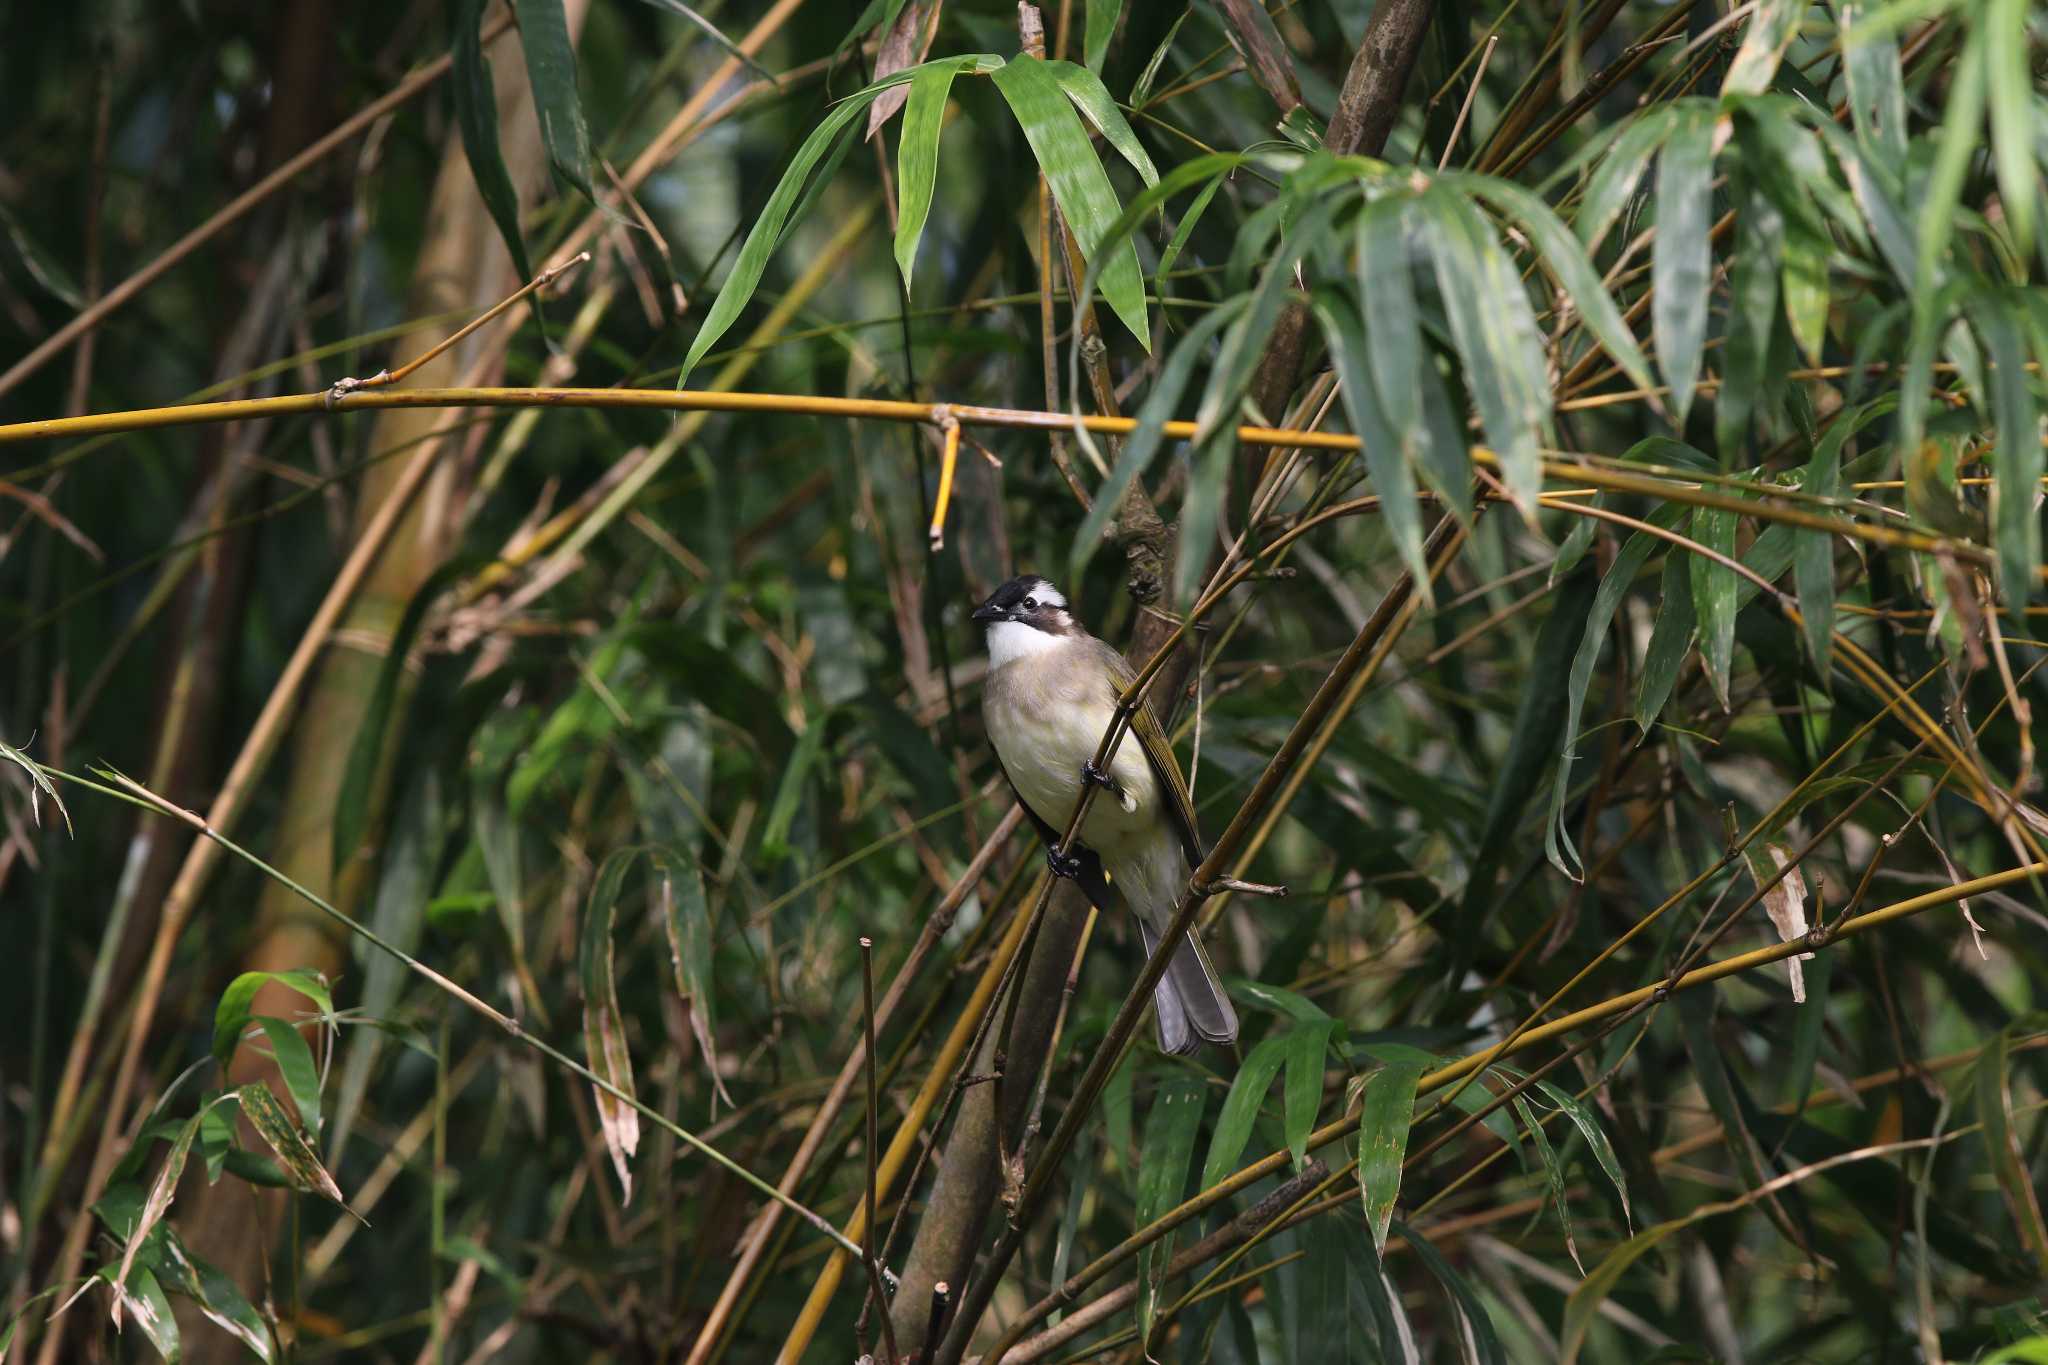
[992,750,1119,915]
[1104,644,1204,869]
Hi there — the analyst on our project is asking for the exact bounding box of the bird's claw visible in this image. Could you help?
[1045,847,1086,881]
[1080,760,1114,791]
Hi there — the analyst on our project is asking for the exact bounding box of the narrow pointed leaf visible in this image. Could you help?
[1424,187,1550,514]
[581,848,643,1201]
[1357,1060,1424,1252]
[237,1081,348,1210]
[1718,184,1784,459]
[453,0,533,285]
[1284,1018,1337,1166]
[1984,0,2035,258]
[1356,195,1421,452]
[1841,7,1908,166]
[892,61,960,290]
[1135,1071,1206,1342]
[1083,0,1119,72]
[1046,60,1158,189]
[1531,1079,1633,1230]
[1690,503,1739,709]
[1547,509,1675,875]
[1635,549,1697,733]
[1653,103,1715,426]
[1201,1035,1290,1188]
[512,0,599,200]
[1393,1218,1506,1365]
[254,1017,323,1140]
[1576,106,1678,252]
[1720,0,1802,97]
[1449,172,1659,404]
[1981,296,2041,612]
[993,54,1150,349]
[1316,289,1431,592]
[1516,1096,1584,1273]
[212,970,332,1074]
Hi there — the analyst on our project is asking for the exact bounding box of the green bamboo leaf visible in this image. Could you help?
[1045,60,1158,189]
[1084,0,1119,72]
[654,846,729,1108]
[1283,1018,1338,1167]
[1356,195,1421,456]
[112,1107,206,1318]
[453,0,533,285]
[1690,503,1739,710]
[1158,170,1221,274]
[581,848,642,1200]
[1315,288,1430,594]
[1979,295,2041,613]
[1232,978,1333,1023]
[237,1080,349,1210]
[1423,186,1550,515]
[1978,1027,2048,1274]
[1515,1095,1583,1273]
[1576,105,1679,252]
[1128,9,1187,106]
[760,713,828,862]
[680,57,1000,386]
[1916,26,1984,333]
[1841,5,1908,166]
[1719,0,1803,98]
[1795,412,1865,677]
[1347,1227,1418,1364]
[1448,172,1660,405]
[105,1263,180,1362]
[892,61,961,291]
[1392,1218,1506,1365]
[1200,1035,1290,1188]
[1135,1071,1206,1342]
[212,970,332,1074]
[1529,1078,1634,1230]
[512,0,599,200]
[1634,546,1697,733]
[1653,103,1715,427]
[1780,220,1830,366]
[253,1018,323,1140]
[1985,0,2036,259]
[992,53,1150,350]
[1356,1060,1424,1252]
[1547,507,1677,876]
[1784,951,1833,1115]
[1718,183,1785,460]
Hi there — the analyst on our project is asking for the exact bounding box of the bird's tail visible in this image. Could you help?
[1136,917,1240,1056]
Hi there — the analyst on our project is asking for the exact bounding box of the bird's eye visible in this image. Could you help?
[1022,596,1038,610]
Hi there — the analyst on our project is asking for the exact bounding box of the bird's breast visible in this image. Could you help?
[984,653,1158,853]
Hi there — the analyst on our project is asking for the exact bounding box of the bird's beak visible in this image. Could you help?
[971,602,1007,625]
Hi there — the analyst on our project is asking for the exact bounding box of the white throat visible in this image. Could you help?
[985,619,1066,669]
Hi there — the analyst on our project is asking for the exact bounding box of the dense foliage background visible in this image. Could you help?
[3,0,2047,1361]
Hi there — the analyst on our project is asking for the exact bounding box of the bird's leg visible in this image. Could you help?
[1079,760,1121,799]
[1045,845,1087,881]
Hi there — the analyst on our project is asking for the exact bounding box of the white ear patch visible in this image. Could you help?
[986,619,1065,669]
[1030,582,1067,609]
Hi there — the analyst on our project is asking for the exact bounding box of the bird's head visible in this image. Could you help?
[972,575,1077,663]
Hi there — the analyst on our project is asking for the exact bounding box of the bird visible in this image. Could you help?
[972,574,1239,1055]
